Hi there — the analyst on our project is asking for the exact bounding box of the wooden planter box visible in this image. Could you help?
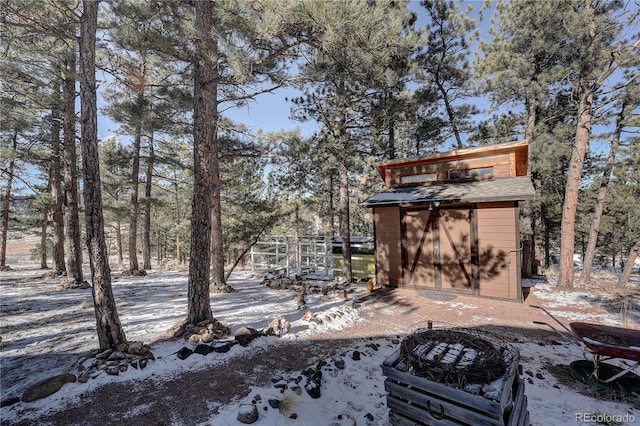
[382,350,530,426]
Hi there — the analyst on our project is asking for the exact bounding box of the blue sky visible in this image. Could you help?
[98,1,492,143]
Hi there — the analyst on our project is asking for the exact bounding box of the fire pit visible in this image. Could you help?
[382,328,529,425]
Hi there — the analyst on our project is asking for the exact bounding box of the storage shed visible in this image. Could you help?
[364,141,535,302]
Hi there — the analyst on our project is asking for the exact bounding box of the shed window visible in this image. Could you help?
[449,167,493,180]
[400,173,437,185]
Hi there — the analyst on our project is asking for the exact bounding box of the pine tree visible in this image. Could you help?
[291,0,415,282]
[558,0,638,287]
[415,0,478,149]
[80,0,128,351]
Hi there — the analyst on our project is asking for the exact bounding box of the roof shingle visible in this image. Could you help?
[363,176,535,207]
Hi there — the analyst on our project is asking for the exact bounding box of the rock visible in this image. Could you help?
[77,370,92,383]
[187,334,201,344]
[237,404,258,424]
[365,412,374,421]
[176,347,193,360]
[344,300,357,309]
[351,350,361,361]
[535,372,545,380]
[235,326,262,347]
[266,317,291,337]
[211,283,236,293]
[332,357,345,370]
[128,341,144,355]
[366,280,374,292]
[22,373,77,403]
[291,385,302,395]
[305,380,321,399]
[139,358,148,369]
[96,349,113,360]
[365,343,379,351]
[201,332,215,343]
[105,365,120,376]
[274,383,287,392]
[303,367,323,399]
[301,311,315,321]
[268,399,281,409]
[1,396,20,407]
[212,340,236,353]
[107,351,126,361]
[194,344,214,355]
[289,413,298,419]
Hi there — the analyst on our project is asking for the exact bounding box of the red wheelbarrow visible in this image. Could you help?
[532,305,640,396]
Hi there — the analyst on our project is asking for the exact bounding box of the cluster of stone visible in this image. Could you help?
[75,341,155,382]
[236,348,378,424]
[56,279,91,290]
[120,269,148,277]
[175,316,294,361]
[262,276,350,296]
[12,341,155,406]
[183,319,233,345]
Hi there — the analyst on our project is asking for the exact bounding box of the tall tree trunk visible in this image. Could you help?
[211,178,225,286]
[558,0,599,288]
[115,218,123,268]
[436,79,464,149]
[80,0,128,351]
[558,78,592,288]
[142,135,154,270]
[173,179,182,264]
[582,95,629,280]
[40,209,48,269]
[1,131,17,269]
[338,159,352,282]
[386,91,396,160]
[184,0,217,329]
[62,49,84,283]
[51,81,66,275]
[294,202,300,267]
[617,236,639,288]
[128,103,142,272]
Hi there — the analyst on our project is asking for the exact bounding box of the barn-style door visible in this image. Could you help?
[401,206,477,293]
[401,209,436,288]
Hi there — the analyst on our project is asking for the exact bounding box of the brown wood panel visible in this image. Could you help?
[374,207,402,286]
[401,209,436,288]
[494,163,511,177]
[476,203,518,300]
[387,154,512,187]
[438,208,473,292]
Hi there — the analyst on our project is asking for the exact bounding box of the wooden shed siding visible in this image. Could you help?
[494,163,512,177]
[477,202,518,300]
[374,207,402,286]
[387,154,513,187]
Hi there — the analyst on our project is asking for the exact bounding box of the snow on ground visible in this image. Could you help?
[1,266,639,425]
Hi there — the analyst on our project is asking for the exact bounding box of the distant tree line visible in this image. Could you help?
[0,0,638,351]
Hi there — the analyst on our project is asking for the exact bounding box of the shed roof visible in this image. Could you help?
[363,176,535,207]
